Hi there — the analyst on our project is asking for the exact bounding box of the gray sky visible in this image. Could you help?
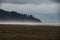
[0,0,60,4]
[1,0,59,14]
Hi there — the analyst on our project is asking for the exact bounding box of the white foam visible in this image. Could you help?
[0,21,60,26]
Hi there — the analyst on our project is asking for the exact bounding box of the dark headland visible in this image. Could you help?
[0,9,41,23]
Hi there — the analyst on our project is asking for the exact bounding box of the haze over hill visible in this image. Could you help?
[0,9,41,23]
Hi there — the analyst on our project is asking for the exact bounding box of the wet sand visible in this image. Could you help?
[0,24,60,40]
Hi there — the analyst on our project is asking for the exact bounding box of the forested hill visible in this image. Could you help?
[0,9,41,23]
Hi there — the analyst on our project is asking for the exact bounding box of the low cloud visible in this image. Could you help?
[50,0,60,3]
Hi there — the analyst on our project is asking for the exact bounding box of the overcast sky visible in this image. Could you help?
[0,0,60,4]
[0,0,59,14]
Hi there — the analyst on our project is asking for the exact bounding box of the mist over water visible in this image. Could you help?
[31,13,59,23]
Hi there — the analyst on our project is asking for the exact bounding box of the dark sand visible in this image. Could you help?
[0,24,60,40]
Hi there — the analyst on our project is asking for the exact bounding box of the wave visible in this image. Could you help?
[0,21,60,26]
